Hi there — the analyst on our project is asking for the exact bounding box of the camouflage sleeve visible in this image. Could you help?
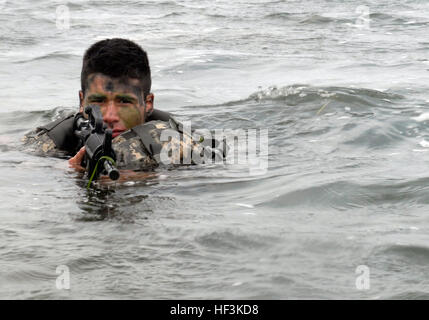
[138,120,208,166]
[111,120,210,171]
[154,122,225,165]
[21,120,222,169]
[21,128,65,157]
[113,134,158,170]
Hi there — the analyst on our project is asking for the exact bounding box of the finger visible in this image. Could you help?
[68,147,85,165]
[68,147,86,172]
[75,146,86,163]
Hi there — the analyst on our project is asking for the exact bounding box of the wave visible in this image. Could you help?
[184,85,403,116]
[258,175,429,210]
[149,12,186,19]
[14,52,79,64]
[248,85,403,105]
[176,84,413,152]
[296,12,427,28]
[0,34,39,47]
[299,14,351,25]
[195,230,278,252]
[264,12,293,19]
[375,244,429,262]
[369,12,412,25]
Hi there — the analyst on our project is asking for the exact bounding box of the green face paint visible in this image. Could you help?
[118,105,143,129]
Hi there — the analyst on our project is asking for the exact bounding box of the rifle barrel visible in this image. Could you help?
[103,160,120,181]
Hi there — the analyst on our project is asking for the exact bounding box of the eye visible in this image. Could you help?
[119,97,133,104]
[89,97,105,103]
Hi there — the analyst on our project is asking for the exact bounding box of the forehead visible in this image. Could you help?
[86,73,142,93]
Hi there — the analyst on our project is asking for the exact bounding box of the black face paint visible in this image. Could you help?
[131,86,145,106]
[85,74,96,93]
[105,81,114,92]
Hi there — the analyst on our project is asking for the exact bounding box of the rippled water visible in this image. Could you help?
[1,0,429,299]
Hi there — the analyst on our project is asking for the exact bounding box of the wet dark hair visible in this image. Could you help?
[81,38,151,95]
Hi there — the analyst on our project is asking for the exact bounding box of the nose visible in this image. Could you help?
[102,102,119,127]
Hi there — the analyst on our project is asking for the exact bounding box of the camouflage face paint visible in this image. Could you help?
[131,86,145,107]
[105,81,114,92]
[84,74,147,128]
[116,76,144,103]
[85,74,96,94]
[119,86,146,128]
[117,105,143,129]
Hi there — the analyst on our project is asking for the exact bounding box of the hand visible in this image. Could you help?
[69,147,157,183]
[68,147,86,172]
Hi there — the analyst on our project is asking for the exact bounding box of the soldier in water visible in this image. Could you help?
[22,38,226,178]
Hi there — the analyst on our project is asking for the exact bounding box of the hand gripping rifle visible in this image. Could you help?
[74,105,120,187]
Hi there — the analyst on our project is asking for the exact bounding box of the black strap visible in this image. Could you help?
[37,113,80,153]
[38,113,75,132]
[147,109,173,122]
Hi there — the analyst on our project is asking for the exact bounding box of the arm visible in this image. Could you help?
[21,129,63,157]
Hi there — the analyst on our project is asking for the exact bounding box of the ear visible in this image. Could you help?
[145,93,154,116]
[79,90,84,113]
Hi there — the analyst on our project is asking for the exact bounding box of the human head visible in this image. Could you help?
[79,38,154,137]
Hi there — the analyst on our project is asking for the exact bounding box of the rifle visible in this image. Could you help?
[73,104,120,187]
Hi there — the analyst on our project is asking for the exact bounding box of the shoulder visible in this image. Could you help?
[112,122,165,170]
[112,120,193,169]
[21,128,67,158]
[21,112,79,158]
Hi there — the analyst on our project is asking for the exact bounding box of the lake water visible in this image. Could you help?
[1,0,429,299]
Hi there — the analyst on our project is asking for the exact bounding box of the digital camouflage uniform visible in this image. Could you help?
[22,120,215,170]
[21,127,65,157]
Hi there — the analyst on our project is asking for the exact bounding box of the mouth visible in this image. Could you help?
[112,130,124,138]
